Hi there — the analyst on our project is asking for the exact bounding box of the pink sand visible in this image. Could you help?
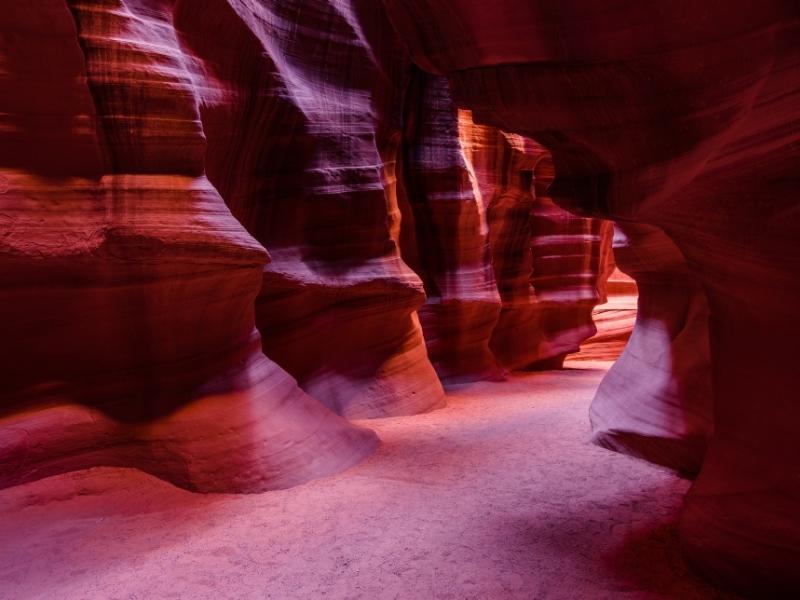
[0,364,737,599]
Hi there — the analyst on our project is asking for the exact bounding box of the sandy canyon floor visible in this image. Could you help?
[0,351,739,599]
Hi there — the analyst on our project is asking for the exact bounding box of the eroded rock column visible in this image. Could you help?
[590,223,713,477]
[397,70,502,382]
[0,0,377,493]
[176,0,444,418]
[382,0,800,593]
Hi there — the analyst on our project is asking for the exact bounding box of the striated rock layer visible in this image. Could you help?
[0,0,378,493]
[459,117,544,370]
[397,70,503,382]
[177,0,445,419]
[458,115,613,371]
[398,73,612,380]
[1,0,616,494]
[382,0,800,593]
[528,152,616,366]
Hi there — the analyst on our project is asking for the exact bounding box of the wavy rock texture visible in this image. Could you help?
[382,0,800,593]
[0,0,378,493]
[397,70,503,382]
[398,72,611,380]
[458,115,613,371]
[590,223,713,477]
[527,146,616,367]
[175,0,445,419]
[0,0,617,495]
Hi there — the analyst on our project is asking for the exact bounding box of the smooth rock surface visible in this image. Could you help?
[590,223,713,478]
[382,0,800,593]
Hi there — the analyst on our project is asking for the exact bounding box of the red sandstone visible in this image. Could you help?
[2,1,797,597]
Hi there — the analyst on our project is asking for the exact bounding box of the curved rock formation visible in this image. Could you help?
[590,223,713,477]
[527,148,615,368]
[459,118,543,370]
[382,0,800,594]
[398,70,503,382]
[398,75,611,379]
[0,0,616,496]
[176,0,444,419]
[0,0,377,493]
[459,117,612,370]
[12,9,784,597]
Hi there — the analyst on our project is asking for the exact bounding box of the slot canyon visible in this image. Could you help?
[0,1,797,598]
